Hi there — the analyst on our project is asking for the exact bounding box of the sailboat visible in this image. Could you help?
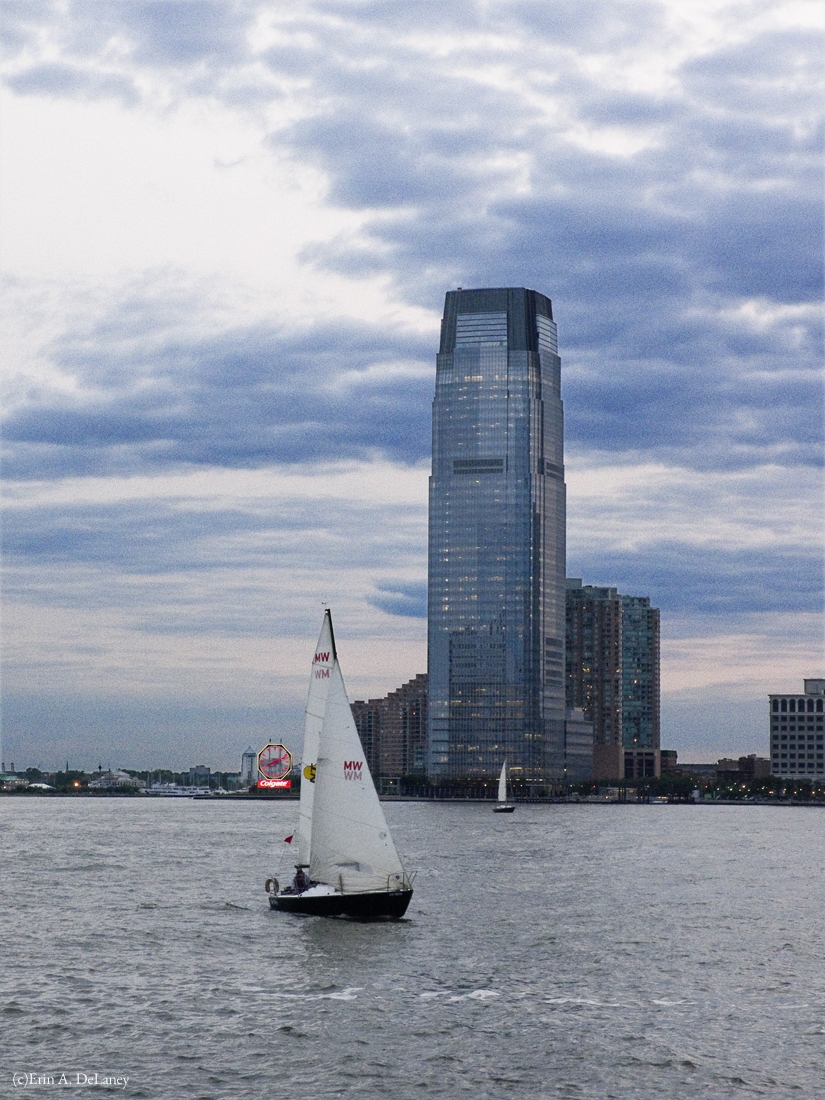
[267,610,413,919]
[493,760,515,813]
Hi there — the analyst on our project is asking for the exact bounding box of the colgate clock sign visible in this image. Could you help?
[257,743,293,789]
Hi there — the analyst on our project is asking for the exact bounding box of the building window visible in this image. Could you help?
[455,312,508,346]
[781,699,787,712]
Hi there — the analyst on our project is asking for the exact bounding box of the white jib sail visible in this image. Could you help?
[310,659,406,894]
[497,762,508,803]
[296,611,336,867]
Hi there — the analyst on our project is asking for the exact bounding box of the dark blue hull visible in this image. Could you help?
[270,888,412,920]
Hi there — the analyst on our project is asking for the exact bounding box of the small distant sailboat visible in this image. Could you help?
[267,610,413,919]
[493,761,515,813]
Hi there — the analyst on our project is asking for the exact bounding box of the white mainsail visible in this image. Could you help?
[497,761,508,803]
[296,611,336,866]
[309,659,407,894]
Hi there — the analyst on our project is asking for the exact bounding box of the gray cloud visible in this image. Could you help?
[2,494,426,584]
[3,298,434,479]
[4,1,821,483]
[367,581,428,620]
[5,62,138,103]
[9,0,257,67]
[568,543,823,619]
[7,272,819,486]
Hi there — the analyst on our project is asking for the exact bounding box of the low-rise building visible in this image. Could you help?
[737,755,771,781]
[1,773,28,791]
[88,770,141,790]
[593,744,661,781]
[660,749,678,773]
[564,708,594,782]
[769,679,825,779]
[716,756,771,784]
[674,762,717,778]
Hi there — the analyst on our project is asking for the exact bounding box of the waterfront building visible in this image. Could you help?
[240,747,257,786]
[87,769,141,790]
[565,582,623,748]
[426,287,568,782]
[660,749,678,773]
[716,756,770,783]
[566,579,661,780]
[591,744,661,780]
[564,708,596,782]
[769,678,825,779]
[350,698,381,778]
[352,674,428,780]
[621,595,660,749]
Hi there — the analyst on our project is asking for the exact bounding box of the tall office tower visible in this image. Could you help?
[427,287,566,781]
[620,595,660,750]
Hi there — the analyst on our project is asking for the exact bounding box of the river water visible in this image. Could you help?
[2,799,823,1098]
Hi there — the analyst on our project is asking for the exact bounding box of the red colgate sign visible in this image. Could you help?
[258,778,291,789]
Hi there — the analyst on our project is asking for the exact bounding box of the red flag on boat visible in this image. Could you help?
[283,835,293,844]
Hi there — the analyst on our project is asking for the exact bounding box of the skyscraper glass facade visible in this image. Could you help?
[427,288,566,781]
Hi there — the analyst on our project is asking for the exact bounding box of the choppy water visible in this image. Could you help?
[2,799,824,1098]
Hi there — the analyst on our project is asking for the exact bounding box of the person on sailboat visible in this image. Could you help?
[291,866,310,893]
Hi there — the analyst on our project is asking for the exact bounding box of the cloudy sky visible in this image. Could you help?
[2,0,822,771]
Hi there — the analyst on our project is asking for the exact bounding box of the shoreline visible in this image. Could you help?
[2,790,824,806]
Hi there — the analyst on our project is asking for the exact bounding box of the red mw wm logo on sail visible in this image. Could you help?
[343,761,363,780]
[314,669,330,679]
[314,652,330,663]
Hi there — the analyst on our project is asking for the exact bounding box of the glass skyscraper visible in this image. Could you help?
[427,287,566,782]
